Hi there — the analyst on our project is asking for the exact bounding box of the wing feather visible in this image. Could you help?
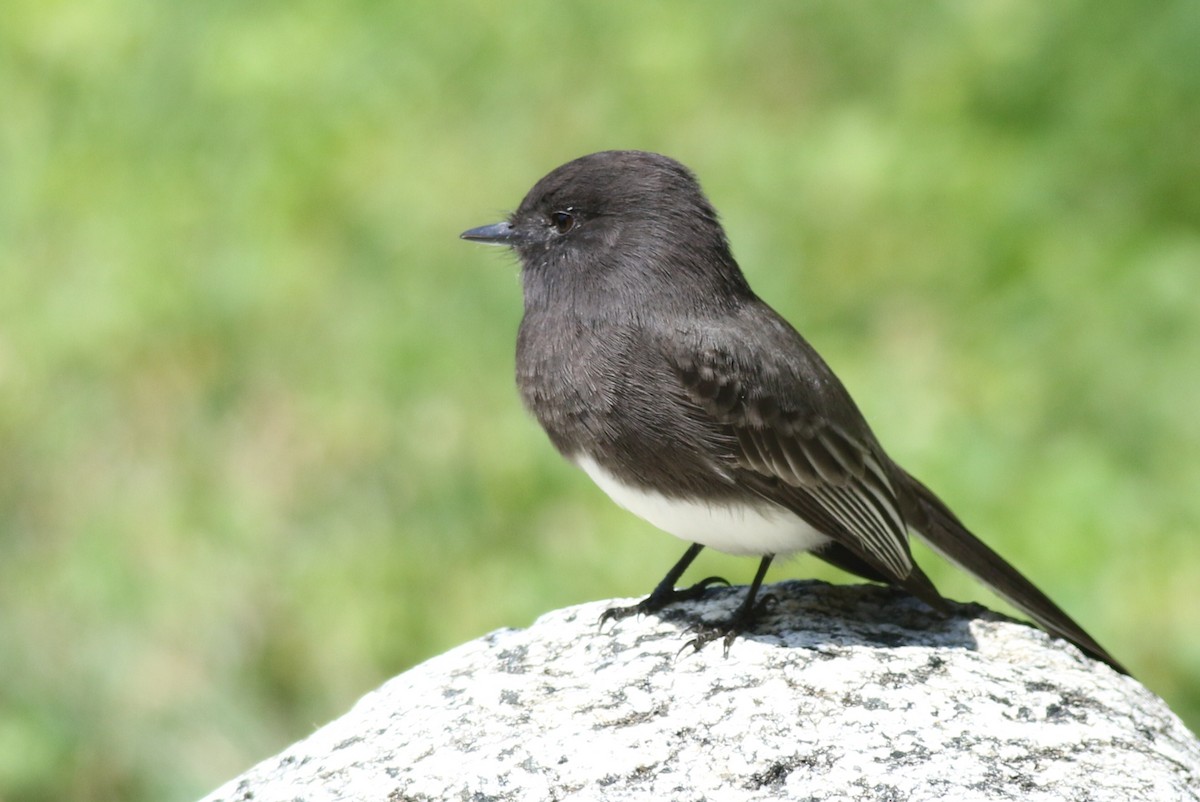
[670,342,915,582]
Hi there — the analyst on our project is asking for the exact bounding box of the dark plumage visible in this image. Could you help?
[461,150,1124,673]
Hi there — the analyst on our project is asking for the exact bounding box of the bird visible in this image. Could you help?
[460,149,1124,673]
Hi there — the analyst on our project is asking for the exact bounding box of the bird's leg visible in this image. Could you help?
[599,543,729,625]
[682,555,775,656]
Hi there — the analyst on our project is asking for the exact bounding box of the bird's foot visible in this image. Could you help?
[598,576,730,627]
[680,593,777,657]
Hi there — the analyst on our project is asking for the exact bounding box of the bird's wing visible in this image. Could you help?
[660,309,1123,671]
[663,318,918,585]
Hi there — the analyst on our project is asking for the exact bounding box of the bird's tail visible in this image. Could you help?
[900,469,1127,674]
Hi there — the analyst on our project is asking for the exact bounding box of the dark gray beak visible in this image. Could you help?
[460,221,516,245]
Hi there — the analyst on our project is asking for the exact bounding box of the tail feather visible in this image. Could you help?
[900,470,1127,674]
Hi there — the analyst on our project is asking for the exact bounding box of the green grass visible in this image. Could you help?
[2,2,1198,799]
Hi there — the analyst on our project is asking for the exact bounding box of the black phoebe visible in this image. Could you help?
[461,150,1124,673]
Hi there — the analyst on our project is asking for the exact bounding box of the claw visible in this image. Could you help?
[674,593,775,657]
[672,575,731,601]
[597,603,639,629]
[598,575,731,631]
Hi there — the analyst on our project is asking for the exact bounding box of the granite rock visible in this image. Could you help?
[202,580,1200,802]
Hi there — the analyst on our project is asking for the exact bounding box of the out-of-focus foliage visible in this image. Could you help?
[2,2,1197,799]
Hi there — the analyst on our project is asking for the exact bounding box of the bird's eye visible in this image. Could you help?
[551,210,576,234]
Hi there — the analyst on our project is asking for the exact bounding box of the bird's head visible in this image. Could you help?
[461,150,748,303]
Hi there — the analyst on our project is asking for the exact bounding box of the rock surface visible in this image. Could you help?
[202,581,1200,801]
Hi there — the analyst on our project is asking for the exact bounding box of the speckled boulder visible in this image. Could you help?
[201,581,1200,802]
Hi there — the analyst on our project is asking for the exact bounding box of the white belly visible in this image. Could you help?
[576,456,831,556]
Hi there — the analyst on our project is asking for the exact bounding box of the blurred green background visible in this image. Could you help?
[3,1,1198,799]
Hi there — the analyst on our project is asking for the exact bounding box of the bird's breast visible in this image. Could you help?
[515,312,622,456]
[516,309,749,501]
